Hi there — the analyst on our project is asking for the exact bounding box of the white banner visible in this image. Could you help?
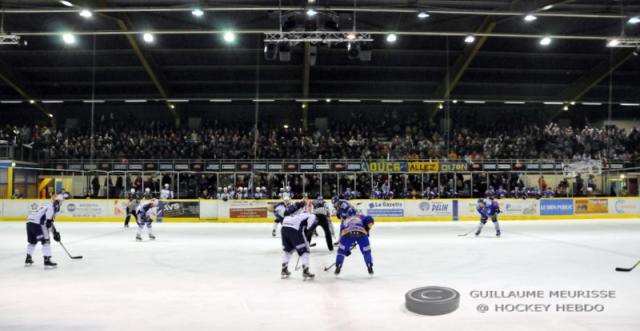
[405,200,453,218]
[610,198,640,215]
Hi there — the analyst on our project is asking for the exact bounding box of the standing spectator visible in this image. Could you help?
[91,175,100,197]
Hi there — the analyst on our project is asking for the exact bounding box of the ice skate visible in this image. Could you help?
[44,256,57,268]
[367,263,374,275]
[334,264,342,275]
[302,267,315,280]
[24,254,33,266]
[149,234,156,240]
[136,234,142,241]
[281,263,291,279]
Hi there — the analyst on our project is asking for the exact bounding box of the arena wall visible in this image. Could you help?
[0,198,639,222]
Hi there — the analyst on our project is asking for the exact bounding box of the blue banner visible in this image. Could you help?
[540,199,574,216]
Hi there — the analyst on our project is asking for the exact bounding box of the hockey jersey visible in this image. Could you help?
[27,202,57,225]
[340,215,374,237]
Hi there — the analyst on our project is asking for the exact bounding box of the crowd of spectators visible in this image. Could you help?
[2,111,640,161]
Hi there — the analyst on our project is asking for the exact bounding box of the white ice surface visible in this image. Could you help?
[1,220,640,331]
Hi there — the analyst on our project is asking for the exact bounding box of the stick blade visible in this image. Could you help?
[71,256,83,259]
[615,267,632,272]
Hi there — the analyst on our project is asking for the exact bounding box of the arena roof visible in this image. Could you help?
[0,0,639,117]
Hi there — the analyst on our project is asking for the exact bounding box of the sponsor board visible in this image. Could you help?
[229,201,268,218]
[413,200,452,217]
[575,199,608,214]
[540,199,574,216]
[612,199,640,214]
[159,201,200,218]
[501,200,539,216]
[367,161,408,173]
[408,162,439,173]
[60,201,105,218]
[366,201,404,217]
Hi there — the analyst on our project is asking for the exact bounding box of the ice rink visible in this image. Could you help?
[1,219,639,331]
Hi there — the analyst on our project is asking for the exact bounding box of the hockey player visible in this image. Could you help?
[25,195,63,268]
[135,198,159,241]
[272,197,289,237]
[124,188,140,228]
[344,188,356,200]
[220,187,231,201]
[280,197,318,280]
[475,198,501,237]
[306,196,335,251]
[334,214,375,275]
[143,187,153,199]
[332,196,357,221]
[159,183,174,199]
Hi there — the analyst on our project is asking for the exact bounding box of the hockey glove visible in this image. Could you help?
[53,230,61,242]
[45,219,53,229]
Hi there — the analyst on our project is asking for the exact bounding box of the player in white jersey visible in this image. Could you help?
[159,184,174,199]
[280,197,318,280]
[135,199,159,241]
[25,195,62,267]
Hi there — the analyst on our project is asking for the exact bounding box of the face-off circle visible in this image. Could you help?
[405,286,460,315]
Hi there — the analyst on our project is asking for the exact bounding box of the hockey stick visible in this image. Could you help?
[458,229,475,237]
[59,241,83,260]
[323,243,357,272]
[615,260,640,272]
[52,225,83,259]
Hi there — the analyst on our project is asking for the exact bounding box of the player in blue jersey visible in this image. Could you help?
[332,196,357,221]
[475,198,501,237]
[496,186,508,199]
[334,214,375,275]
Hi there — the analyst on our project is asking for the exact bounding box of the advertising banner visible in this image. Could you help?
[229,201,268,218]
[575,199,608,214]
[540,199,574,216]
[159,201,200,218]
[365,201,404,217]
[409,200,453,217]
[367,161,408,173]
[408,162,439,173]
[500,200,539,216]
[611,198,640,214]
[439,162,469,172]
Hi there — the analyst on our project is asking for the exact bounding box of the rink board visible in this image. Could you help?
[0,197,639,222]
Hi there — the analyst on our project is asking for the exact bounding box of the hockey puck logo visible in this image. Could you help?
[405,286,460,316]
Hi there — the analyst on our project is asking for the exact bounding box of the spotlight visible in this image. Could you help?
[169,104,176,110]
[346,33,356,40]
[542,5,553,10]
[438,103,444,110]
[62,33,76,45]
[417,12,430,19]
[264,43,278,61]
[607,38,620,47]
[563,105,569,111]
[570,101,576,105]
[629,16,640,24]
[29,100,36,104]
[79,9,92,18]
[48,113,54,118]
[59,1,74,7]
[633,47,639,56]
[192,8,204,17]
[386,33,397,43]
[347,43,360,60]
[524,14,537,22]
[283,124,289,129]
[223,31,236,43]
[306,9,318,17]
[143,33,154,43]
[464,35,476,44]
[452,100,458,104]
[325,99,331,103]
[539,37,552,46]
